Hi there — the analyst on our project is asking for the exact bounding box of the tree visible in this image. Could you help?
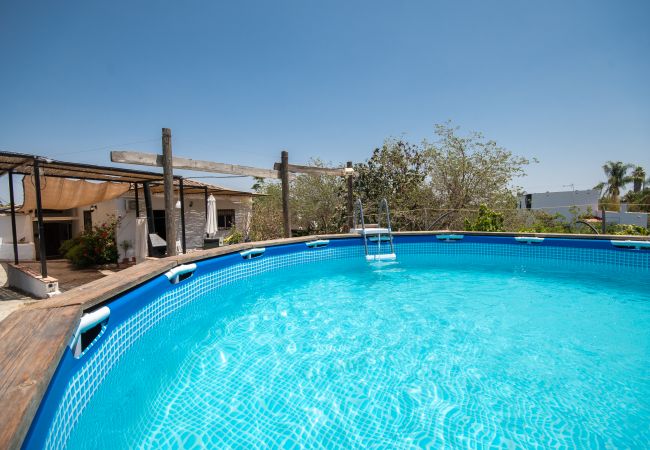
[291,159,347,234]
[623,188,650,213]
[425,123,531,210]
[602,161,633,204]
[464,204,505,232]
[249,178,283,241]
[632,166,646,193]
[353,139,431,228]
[249,161,349,240]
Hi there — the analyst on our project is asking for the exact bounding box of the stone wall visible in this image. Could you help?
[115,193,253,254]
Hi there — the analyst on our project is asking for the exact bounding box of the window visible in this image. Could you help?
[218,209,235,229]
[83,211,93,230]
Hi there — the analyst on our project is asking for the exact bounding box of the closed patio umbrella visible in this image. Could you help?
[205,194,218,238]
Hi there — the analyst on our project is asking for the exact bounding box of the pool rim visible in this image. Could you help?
[2,230,650,449]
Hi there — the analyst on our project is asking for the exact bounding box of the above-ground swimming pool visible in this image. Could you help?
[25,235,650,449]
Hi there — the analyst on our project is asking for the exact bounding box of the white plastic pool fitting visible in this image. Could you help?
[610,240,650,250]
[514,237,545,244]
[436,234,464,242]
[306,240,330,248]
[240,248,266,259]
[165,263,197,284]
[69,306,110,356]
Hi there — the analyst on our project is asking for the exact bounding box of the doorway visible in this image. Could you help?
[34,221,73,258]
[153,210,166,241]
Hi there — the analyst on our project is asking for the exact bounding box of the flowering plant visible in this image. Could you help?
[60,218,119,268]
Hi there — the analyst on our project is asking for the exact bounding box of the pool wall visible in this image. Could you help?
[1,232,649,449]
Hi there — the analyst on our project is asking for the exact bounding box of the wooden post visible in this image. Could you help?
[143,181,155,256]
[601,208,606,234]
[162,128,177,256]
[280,150,291,238]
[204,186,209,219]
[134,182,140,218]
[8,170,19,265]
[33,159,48,277]
[346,161,354,231]
[179,177,186,254]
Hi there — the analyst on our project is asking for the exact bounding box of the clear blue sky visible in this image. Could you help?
[1,0,649,201]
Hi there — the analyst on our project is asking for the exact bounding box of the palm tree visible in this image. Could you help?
[632,166,646,192]
[602,161,633,204]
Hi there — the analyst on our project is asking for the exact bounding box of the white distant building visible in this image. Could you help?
[517,189,648,229]
[517,189,600,221]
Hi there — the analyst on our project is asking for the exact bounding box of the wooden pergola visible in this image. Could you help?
[0,151,230,276]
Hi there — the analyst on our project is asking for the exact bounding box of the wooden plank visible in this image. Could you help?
[0,305,82,450]
[273,162,349,176]
[111,150,281,179]
[33,258,177,311]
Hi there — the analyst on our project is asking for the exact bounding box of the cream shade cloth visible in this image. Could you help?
[21,176,130,212]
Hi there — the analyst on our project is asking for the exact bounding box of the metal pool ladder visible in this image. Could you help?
[353,198,397,261]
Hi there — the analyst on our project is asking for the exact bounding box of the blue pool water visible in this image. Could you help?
[63,253,650,449]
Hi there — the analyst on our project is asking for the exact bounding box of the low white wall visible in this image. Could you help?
[605,210,649,228]
[7,264,60,299]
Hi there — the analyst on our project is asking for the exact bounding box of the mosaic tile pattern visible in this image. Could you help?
[41,239,650,448]
[395,241,650,272]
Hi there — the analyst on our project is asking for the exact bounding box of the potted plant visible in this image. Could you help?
[120,240,133,264]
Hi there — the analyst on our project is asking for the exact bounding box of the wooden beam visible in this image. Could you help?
[346,161,354,231]
[161,129,177,256]
[273,162,349,176]
[280,151,291,238]
[111,150,281,179]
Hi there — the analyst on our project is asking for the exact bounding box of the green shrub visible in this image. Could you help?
[518,211,570,233]
[60,220,119,268]
[465,205,504,232]
[59,236,81,256]
[606,224,649,236]
[224,227,244,245]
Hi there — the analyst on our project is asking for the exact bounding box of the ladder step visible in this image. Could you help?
[365,253,397,262]
[353,227,391,235]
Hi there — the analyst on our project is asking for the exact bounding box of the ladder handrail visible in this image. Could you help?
[354,198,396,258]
[377,198,395,254]
[353,199,369,255]
[353,198,366,231]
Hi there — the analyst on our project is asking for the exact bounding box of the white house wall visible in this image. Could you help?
[517,190,601,221]
[0,213,36,261]
[110,194,252,259]
[0,213,33,244]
